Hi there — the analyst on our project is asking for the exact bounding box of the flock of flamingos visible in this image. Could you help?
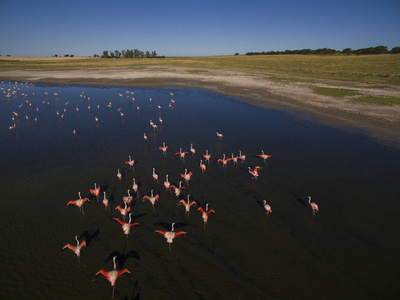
[2,81,319,298]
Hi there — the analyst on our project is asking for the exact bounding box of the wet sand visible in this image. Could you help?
[1,66,399,146]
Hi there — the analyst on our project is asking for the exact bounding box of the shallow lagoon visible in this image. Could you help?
[0,82,399,299]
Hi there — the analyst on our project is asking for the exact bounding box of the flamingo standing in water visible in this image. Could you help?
[200,159,206,173]
[190,143,196,157]
[164,174,170,191]
[143,133,147,141]
[125,155,135,169]
[123,190,133,204]
[113,213,139,237]
[217,154,230,168]
[67,192,90,215]
[62,235,86,262]
[152,168,159,183]
[308,196,319,215]
[181,169,193,185]
[176,148,188,161]
[132,178,139,196]
[103,192,109,210]
[170,181,184,198]
[198,203,215,229]
[94,256,132,298]
[248,166,262,180]
[159,142,168,156]
[115,202,130,219]
[203,150,211,164]
[257,150,273,164]
[155,223,187,251]
[90,183,100,201]
[143,190,159,211]
[238,150,246,162]
[178,194,197,216]
[117,169,122,182]
[231,153,239,166]
[262,200,272,215]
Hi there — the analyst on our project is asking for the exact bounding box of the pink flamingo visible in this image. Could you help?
[257,150,273,164]
[230,153,239,166]
[190,143,196,156]
[117,169,122,182]
[62,235,86,262]
[132,178,139,197]
[113,213,139,237]
[125,155,135,169]
[216,132,223,140]
[67,192,90,215]
[159,142,168,155]
[143,190,159,211]
[94,256,132,298]
[103,192,110,210]
[217,154,230,168]
[115,202,130,219]
[155,223,187,251]
[176,148,189,161]
[238,150,246,162]
[200,159,206,173]
[308,196,319,215]
[178,194,197,216]
[123,190,133,204]
[152,168,159,183]
[248,166,262,179]
[90,183,100,200]
[198,203,215,229]
[263,200,272,215]
[170,181,184,198]
[164,174,170,191]
[203,150,211,164]
[180,169,193,185]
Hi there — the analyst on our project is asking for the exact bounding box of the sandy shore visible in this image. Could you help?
[1,66,400,146]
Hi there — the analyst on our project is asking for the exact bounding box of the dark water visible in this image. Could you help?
[0,81,399,299]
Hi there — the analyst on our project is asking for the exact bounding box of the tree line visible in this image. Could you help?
[244,45,400,56]
[97,49,165,59]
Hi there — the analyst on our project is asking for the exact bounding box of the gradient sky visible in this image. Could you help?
[0,0,399,57]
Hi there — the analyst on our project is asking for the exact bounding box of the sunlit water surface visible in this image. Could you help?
[0,82,399,299]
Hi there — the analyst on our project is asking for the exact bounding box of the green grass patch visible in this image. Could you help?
[352,95,400,105]
[312,86,362,97]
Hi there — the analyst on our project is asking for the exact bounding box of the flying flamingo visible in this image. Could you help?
[155,222,187,251]
[132,178,139,196]
[143,190,159,211]
[262,200,272,215]
[117,169,122,182]
[164,174,170,191]
[178,194,197,216]
[216,132,223,140]
[8,124,16,130]
[198,203,215,229]
[200,159,206,173]
[257,150,273,164]
[181,169,193,185]
[125,155,135,169]
[159,142,168,156]
[203,150,211,164]
[115,202,131,219]
[152,168,159,183]
[230,153,239,166]
[123,190,133,204]
[113,213,139,237]
[67,192,90,215]
[308,196,319,215]
[238,150,246,162]
[190,143,196,156]
[94,256,132,298]
[103,192,109,210]
[62,235,86,262]
[90,183,100,201]
[170,181,184,198]
[248,166,262,179]
[217,154,230,168]
[175,148,188,161]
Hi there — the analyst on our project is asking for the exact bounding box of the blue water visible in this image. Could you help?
[0,81,399,299]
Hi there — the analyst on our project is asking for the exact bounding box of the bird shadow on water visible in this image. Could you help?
[289,191,306,206]
[124,279,140,300]
[78,224,100,246]
[106,249,140,267]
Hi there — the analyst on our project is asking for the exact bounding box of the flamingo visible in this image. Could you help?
[262,200,272,215]
[67,192,90,215]
[178,194,197,216]
[125,155,135,169]
[159,142,168,156]
[180,169,193,185]
[238,150,246,162]
[8,124,16,130]
[115,202,131,219]
[94,256,132,298]
[62,235,86,263]
[200,159,206,173]
[132,178,139,196]
[143,132,147,141]
[164,174,171,191]
[151,123,158,131]
[257,150,273,164]
[175,148,188,161]
[231,153,239,166]
[308,196,319,215]
[113,213,139,237]
[170,181,184,198]
[103,192,109,210]
[248,166,262,180]
[152,168,159,183]
[216,132,223,140]
[73,129,76,135]
[143,190,159,211]
[190,143,196,156]
[117,169,122,182]
[90,183,100,200]
[203,150,211,164]
[123,190,133,204]
[217,154,230,168]
[198,203,215,229]
[155,223,187,251]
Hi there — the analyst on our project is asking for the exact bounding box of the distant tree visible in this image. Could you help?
[109,51,115,58]
[151,50,157,58]
[342,48,352,55]
[234,53,239,56]
[114,50,121,58]
[64,54,69,57]
[70,54,74,57]
[145,51,151,58]
[391,47,400,54]
[93,54,100,57]
[102,50,109,58]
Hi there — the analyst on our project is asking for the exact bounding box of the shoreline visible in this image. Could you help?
[1,66,399,147]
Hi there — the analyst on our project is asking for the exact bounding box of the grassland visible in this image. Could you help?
[1,54,400,84]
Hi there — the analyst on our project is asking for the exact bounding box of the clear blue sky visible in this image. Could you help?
[0,0,399,57]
